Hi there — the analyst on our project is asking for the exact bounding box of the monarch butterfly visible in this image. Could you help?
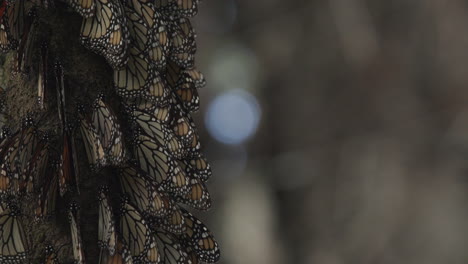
[175,178,211,210]
[79,116,106,169]
[19,137,48,194]
[179,68,206,90]
[59,132,79,196]
[37,42,48,110]
[68,204,85,264]
[160,206,186,234]
[114,45,171,104]
[170,44,194,69]
[147,26,169,69]
[0,202,28,263]
[179,209,220,263]
[132,133,170,184]
[168,18,195,54]
[14,6,36,74]
[154,230,189,264]
[35,160,57,219]
[99,238,134,264]
[0,22,11,52]
[0,128,12,194]
[178,153,211,182]
[185,246,199,264]
[114,45,155,100]
[67,0,96,18]
[0,124,42,195]
[133,132,190,194]
[119,167,172,217]
[0,128,25,181]
[166,61,203,112]
[124,1,169,69]
[0,0,24,51]
[119,199,159,263]
[170,112,194,147]
[155,0,199,18]
[170,106,201,156]
[124,99,171,123]
[14,125,36,174]
[98,186,117,255]
[80,0,128,69]
[44,245,60,264]
[132,110,185,159]
[54,62,67,128]
[92,96,125,165]
[17,124,41,174]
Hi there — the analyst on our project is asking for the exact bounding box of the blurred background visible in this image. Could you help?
[193,1,468,263]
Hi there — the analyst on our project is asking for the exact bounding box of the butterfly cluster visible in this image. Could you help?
[0,0,220,263]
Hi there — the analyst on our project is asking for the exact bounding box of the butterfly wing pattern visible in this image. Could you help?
[0,0,220,263]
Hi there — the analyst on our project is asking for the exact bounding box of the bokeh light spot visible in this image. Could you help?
[205,90,261,145]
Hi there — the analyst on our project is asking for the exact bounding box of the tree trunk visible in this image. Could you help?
[0,1,219,263]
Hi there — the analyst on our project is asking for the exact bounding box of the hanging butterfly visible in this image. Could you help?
[0,201,28,263]
[178,209,220,263]
[167,18,196,68]
[99,238,134,264]
[178,153,211,182]
[79,114,106,170]
[133,132,190,194]
[92,96,125,165]
[168,18,195,55]
[37,42,48,110]
[0,0,23,52]
[131,110,185,159]
[55,62,80,195]
[119,198,159,263]
[169,105,201,156]
[175,178,211,210]
[147,25,169,69]
[124,99,171,123]
[0,22,11,52]
[0,129,14,195]
[59,131,80,196]
[55,62,67,128]
[169,44,194,69]
[0,121,43,195]
[132,132,170,185]
[80,0,128,69]
[68,202,85,264]
[18,133,48,195]
[158,206,186,235]
[124,1,169,69]
[185,246,199,264]
[114,44,170,103]
[154,230,189,264]
[119,167,172,218]
[166,67,201,113]
[98,186,117,255]
[35,159,58,219]
[0,93,7,136]
[155,0,199,18]
[14,5,36,74]
[169,111,194,147]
